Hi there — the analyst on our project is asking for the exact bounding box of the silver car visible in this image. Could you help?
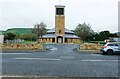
[100,42,120,55]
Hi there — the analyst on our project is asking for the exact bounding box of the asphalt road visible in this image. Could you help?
[2,44,120,77]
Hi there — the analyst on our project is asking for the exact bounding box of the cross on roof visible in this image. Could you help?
[59,0,61,5]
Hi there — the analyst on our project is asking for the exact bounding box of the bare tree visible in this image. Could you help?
[32,22,47,39]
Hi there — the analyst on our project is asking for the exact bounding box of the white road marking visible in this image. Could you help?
[1,76,27,77]
[82,60,118,62]
[1,53,30,54]
[91,54,101,56]
[60,56,74,59]
[1,76,57,77]
[13,58,60,61]
[49,47,57,50]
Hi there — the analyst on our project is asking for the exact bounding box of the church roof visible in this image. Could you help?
[42,34,79,38]
[65,34,79,38]
[47,28,55,33]
[47,28,74,34]
[65,28,74,33]
[40,28,79,38]
[42,34,55,38]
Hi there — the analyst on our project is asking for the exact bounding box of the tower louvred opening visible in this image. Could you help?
[56,8,64,15]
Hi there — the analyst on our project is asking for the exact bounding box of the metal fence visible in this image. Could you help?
[5,39,25,44]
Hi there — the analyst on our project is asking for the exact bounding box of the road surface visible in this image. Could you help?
[2,44,119,77]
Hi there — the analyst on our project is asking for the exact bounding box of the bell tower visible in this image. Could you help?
[55,5,65,43]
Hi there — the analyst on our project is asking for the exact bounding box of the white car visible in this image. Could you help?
[100,42,120,55]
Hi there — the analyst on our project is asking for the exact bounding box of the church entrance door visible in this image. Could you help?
[57,36,63,43]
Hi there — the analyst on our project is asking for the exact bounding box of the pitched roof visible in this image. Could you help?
[42,34,79,38]
[42,34,55,38]
[65,34,79,38]
[47,28,55,33]
[40,28,79,38]
[47,28,74,34]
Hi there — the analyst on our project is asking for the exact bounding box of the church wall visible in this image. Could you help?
[65,38,80,43]
[39,38,80,43]
[39,38,54,43]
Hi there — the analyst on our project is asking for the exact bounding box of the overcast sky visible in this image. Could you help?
[0,0,119,33]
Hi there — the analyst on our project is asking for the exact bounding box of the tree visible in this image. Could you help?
[32,22,47,39]
[109,33,118,37]
[16,34,37,41]
[98,31,110,41]
[92,33,99,41]
[4,32,16,40]
[74,23,93,41]
[85,32,99,41]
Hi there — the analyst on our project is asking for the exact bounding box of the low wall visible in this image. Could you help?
[1,44,44,50]
[80,43,102,50]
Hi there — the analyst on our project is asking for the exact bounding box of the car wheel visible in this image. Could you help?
[102,52,107,55]
[107,50,114,55]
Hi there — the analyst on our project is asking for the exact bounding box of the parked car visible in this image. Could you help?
[100,42,120,55]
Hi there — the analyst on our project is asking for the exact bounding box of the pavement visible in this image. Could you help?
[1,44,120,78]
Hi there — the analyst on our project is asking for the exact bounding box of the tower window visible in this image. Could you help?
[56,8,64,15]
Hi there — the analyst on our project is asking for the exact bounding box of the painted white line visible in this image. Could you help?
[1,76,27,77]
[1,53,30,54]
[13,58,60,61]
[49,47,57,50]
[60,56,74,59]
[1,76,58,77]
[91,54,101,56]
[82,60,118,62]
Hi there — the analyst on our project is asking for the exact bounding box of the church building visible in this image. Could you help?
[39,5,80,43]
